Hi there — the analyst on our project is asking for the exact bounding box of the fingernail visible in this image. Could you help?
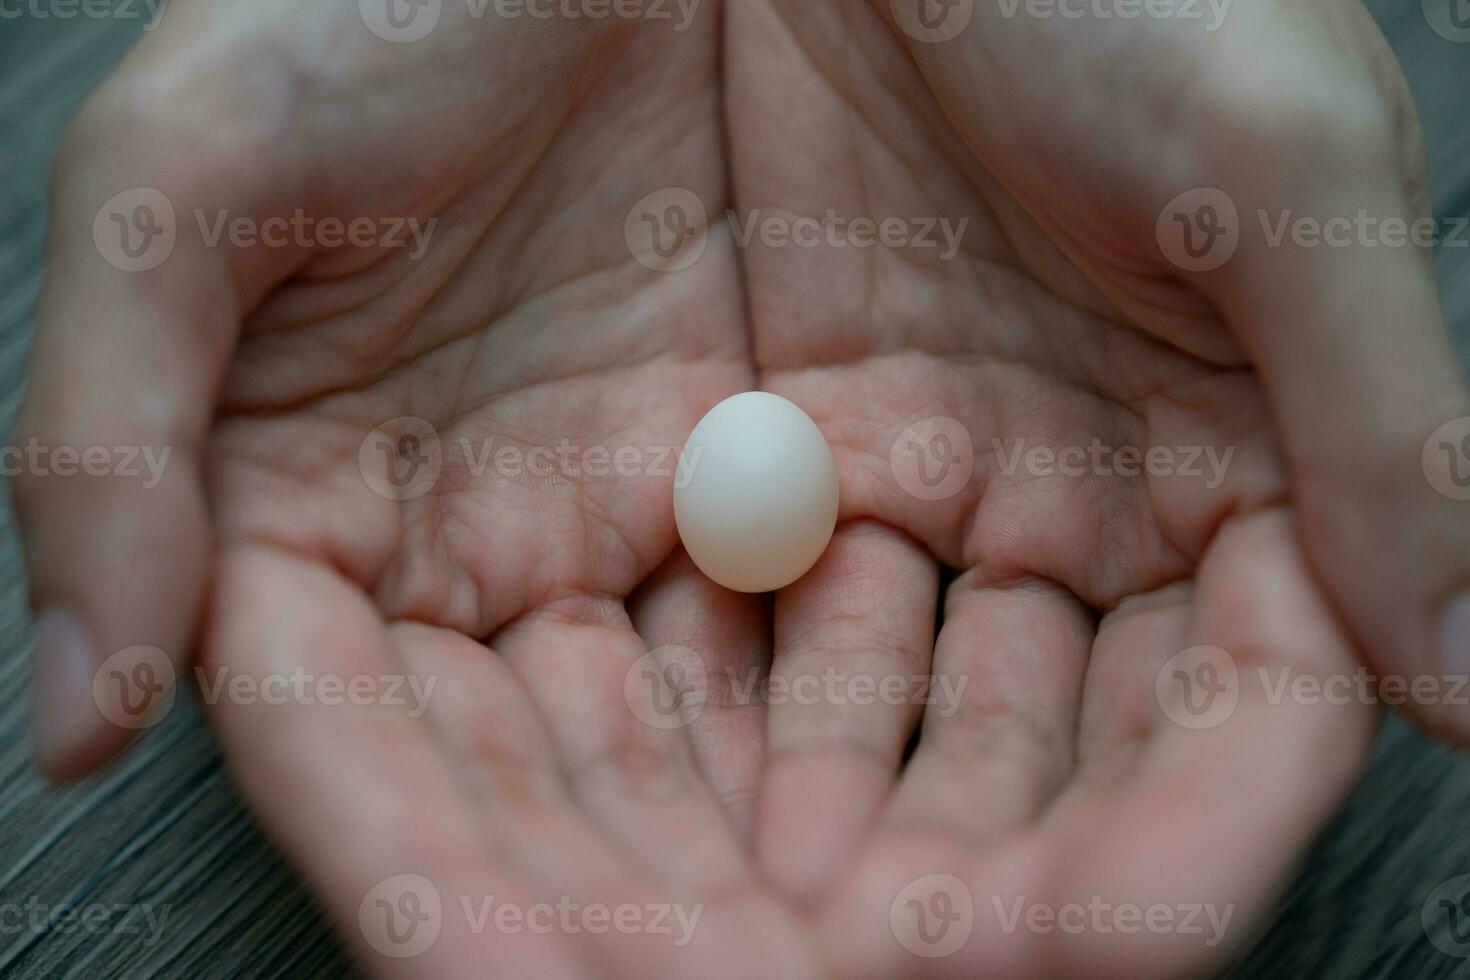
[1439,593,1470,680]
[30,606,100,778]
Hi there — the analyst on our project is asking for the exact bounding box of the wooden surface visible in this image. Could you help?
[1,4,1468,978]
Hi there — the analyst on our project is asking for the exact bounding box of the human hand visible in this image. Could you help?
[717,0,1440,975]
[15,0,764,794]
[14,5,825,975]
[890,0,1470,739]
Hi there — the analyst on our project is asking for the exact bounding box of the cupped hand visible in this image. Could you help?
[18,0,758,777]
[723,1,1456,976]
[16,3,815,977]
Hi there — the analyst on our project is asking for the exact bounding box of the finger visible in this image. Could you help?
[1042,508,1376,978]
[389,621,629,885]
[1069,581,1193,785]
[14,19,306,778]
[822,510,1375,980]
[204,544,585,979]
[627,550,771,841]
[16,129,241,779]
[1210,96,1470,743]
[755,520,939,903]
[494,597,749,891]
[883,571,1091,847]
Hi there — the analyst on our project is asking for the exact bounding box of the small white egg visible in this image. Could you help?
[674,392,839,593]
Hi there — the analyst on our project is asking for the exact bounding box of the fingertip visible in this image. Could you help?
[1419,591,1470,745]
[1437,591,1470,669]
[30,606,127,782]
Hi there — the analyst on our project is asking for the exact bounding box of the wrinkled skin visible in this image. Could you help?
[18,0,1470,977]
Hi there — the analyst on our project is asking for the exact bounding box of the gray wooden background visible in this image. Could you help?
[1,3,1468,978]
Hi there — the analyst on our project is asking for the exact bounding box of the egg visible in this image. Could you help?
[674,392,839,593]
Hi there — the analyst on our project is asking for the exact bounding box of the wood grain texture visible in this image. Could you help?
[0,4,1467,978]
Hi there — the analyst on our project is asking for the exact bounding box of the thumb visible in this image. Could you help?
[1196,90,1470,742]
[16,75,279,779]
